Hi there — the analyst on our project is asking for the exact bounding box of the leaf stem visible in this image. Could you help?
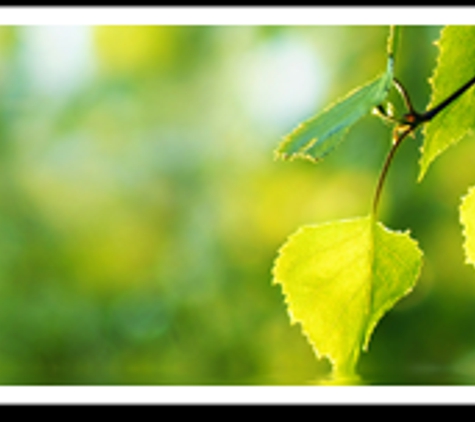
[420,73,475,123]
[372,127,412,217]
[372,73,475,217]
[393,78,416,116]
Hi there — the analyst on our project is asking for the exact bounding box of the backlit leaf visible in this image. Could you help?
[419,26,475,181]
[272,216,422,378]
[274,27,398,163]
[460,186,475,267]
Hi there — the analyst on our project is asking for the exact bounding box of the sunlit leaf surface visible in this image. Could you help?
[420,26,475,181]
[272,216,422,377]
[460,186,475,267]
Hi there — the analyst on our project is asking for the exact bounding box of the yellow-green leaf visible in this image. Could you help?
[460,186,475,267]
[419,26,475,181]
[272,216,422,378]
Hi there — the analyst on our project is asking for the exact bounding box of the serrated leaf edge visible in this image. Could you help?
[418,26,475,182]
[274,70,390,163]
[271,216,423,374]
[418,26,446,182]
[363,221,423,351]
[271,216,368,370]
[460,185,475,266]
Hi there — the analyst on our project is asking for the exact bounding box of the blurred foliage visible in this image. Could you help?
[0,24,474,386]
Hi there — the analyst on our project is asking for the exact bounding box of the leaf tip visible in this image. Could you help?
[272,148,288,162]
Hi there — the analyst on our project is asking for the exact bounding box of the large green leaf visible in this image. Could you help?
[272,216,422,378]
[274,27,398,163]
[419,26,475,181]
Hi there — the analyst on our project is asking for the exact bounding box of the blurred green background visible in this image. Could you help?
[1,25,475,385]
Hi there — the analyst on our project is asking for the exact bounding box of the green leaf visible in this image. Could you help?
[460,186,475,267]
[275,27,397,163]
[272,216,422,377]
[419,26,475,181]
[387,25,400,59]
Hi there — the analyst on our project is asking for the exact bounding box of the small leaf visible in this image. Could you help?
[275,59,394,163]
[460,186,475,267]
[272,216,422,377]
[419,26,475,181]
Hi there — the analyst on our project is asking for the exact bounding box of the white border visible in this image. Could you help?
[0,6,473,26]
[0,386,474,404]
